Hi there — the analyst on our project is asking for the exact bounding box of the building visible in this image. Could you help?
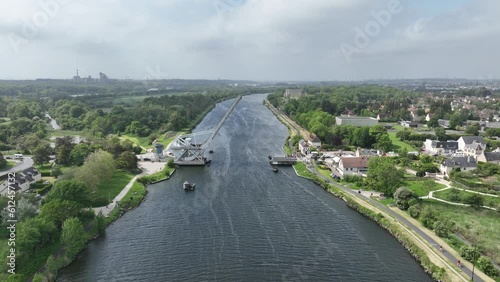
[284,89,303,99]
[335,116,378,127]
[423,139,458,155]
[463,142,484,157]
[438,119,450,128]
[308,134,321,148]
[440,157,477,176]
[336,157,369,178]
[477,151,500,164]
[400,121,419,128]
[298,139,310,155]
[457,136,486,152]
[355,148,379,157]
[0,167,42,195]
[377,113,390,121]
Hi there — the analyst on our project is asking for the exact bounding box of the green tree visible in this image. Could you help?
[393,187,417,210]
[434,127,447,141]
[476,256,498,277]
[432,221,449,238]
[55,136,75,165]
[61,217,86,257]
[32,143,52,166]
[45,180,91,207]
[116,151,138,170]
[465,123,480,136]
[460,246,481,262]
[366,157,404,196]
[419,205,436,228]
[464,194,483,208]
[0,152,6,168]
[427,117,439,128]
[40,199,81,228]
[70,143,94,166]
[374,134,392,152]
[74,150,116,191]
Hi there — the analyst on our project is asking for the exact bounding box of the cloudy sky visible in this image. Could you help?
[0,0,498,81]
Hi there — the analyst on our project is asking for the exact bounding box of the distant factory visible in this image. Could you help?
[72,69,110,83]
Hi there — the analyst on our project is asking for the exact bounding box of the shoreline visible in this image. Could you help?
[274,100,464,282]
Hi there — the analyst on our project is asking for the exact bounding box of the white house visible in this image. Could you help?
[457,136,486,152]
[423,139,458,155]
[336,157,369,178]
[477,151,500,164]
[0,167,42,195]
[308,134,321,149]
[298,139,310,155]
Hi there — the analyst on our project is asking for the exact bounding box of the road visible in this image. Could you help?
[0,157,34,178]
[308,166,485,282]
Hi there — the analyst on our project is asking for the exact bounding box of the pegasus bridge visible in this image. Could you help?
[169,96,242,166]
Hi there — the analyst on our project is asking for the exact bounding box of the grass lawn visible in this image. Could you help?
[421,201,500,264]
[283,145,292,155]
[293,162,315,179]
[48,130,84,138]
[91,170,134,207]
[106,181,147,224]
[3,160,16,170]
[378,197,395,205]
[433,188,500,208]
[316,166,333,180]
[405,179,446,197]
[388,131,415,152]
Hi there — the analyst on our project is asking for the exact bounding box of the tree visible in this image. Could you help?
[476,256,498,277]
[374,134,392,152]
[32,143,52,166]
[74,150,115,191]
[427,117,439,128]
[116,151,138,170]
[433,221,449,238]
[55,136,75,165]
[419,205,436,228]
[434,127,447,141]
[45,180,91,207]
[460,246,481,262]
[0,152,6,169]
[465,123,480,136]
[366,157,404,197]
[394,187,417,210]
[61,217,86,257]
[69,143,94,166]
[40,199,81,228]
[464,194,483,208]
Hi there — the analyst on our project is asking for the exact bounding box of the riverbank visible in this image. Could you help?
[269,99,476,281]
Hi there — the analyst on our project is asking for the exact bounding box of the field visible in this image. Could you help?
[293,162,315,179]
[405,179,446,197]
[433,188,500,208]
[421,201,500,264]
[91,170,135,207]
[388,131,415,151]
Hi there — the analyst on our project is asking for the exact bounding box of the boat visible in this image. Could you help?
[273,167,278,173]
[268,155,272,160]
[209,150,214,153]
[183,181,196,191]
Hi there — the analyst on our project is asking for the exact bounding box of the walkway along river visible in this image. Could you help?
[58,94,433,281]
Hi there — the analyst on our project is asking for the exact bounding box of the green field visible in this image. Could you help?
[293,162,315,179]
[405,179,446,197]
[91,170,135,207]
[388,131,415,151]
[48,130,85,138]
[421,201,500,264]
[316,165,333,180]
[433,188,500,208]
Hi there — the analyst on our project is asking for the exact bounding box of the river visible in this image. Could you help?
[58,94,432,282]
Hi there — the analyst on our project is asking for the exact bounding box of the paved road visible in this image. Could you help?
[0,157,34,178]
[308,166,483,282]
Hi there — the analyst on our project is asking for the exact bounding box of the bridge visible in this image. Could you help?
[169,96,242,166]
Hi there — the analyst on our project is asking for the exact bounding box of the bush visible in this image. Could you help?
[459,246,480,262]
[476,256,498,277]
[464,194,483,208]
[408,204,421,218]
[433,221,449,238]
[394,187,417,211]
[167,158,175,168]
[419,206,436,229]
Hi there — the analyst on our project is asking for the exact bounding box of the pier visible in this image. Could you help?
[269,156,297,166]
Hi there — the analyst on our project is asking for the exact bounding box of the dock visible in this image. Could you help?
[270,156,297,166]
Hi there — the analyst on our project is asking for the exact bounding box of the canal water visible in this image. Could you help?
[58,94,432,282]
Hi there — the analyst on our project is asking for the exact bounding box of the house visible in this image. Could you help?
[463,142,484,157]
[355,148,379,157]
[284,89,303,99]
[298,139,310,155]
[336,157,369,178]
[341,109,357,117]
[423,139,458,155]
[308,134,321,148]
[0,167,42,195]
[457,136,486,152]
[425,113,434,122]
[440,157,477,176]
[438,119,450,128]
[477,151,500,164]
[335,116,378,127]
[401,121,419,128]
[377,113,390,121]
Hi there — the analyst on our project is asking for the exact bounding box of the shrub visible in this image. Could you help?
[394,187,417,211]
[464,194,483,208]
[459,246,480,262]
[419,206,436,229]
[433,221,449,238]
[476,256,498,277]
[408,204,421,218]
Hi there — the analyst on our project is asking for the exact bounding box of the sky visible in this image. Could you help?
[0,0,498,81]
